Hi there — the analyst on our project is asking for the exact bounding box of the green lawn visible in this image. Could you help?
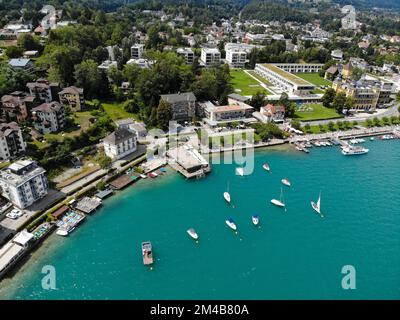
[101,101,137,120]
[294,104,343,121]
[296,73,332,87]
[230,69,271,96]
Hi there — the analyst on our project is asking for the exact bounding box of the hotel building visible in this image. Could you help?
[0,160,48,209]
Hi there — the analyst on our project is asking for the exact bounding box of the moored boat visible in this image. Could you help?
[225,218,237,231]
[342,145,369,155]
[223,192,231,203]
[263,163,270,172]
[187,228,199,240]
[271,187,285,208]
[311,191,323,217]
[281,178,291,187]
[252,215,259,226]
[142,241,154,266]
[236,167,244,176]
[140,174,147,179]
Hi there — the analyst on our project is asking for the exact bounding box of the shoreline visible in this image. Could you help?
[0,129,398,288]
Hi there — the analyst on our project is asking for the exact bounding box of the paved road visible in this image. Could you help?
[300,104,399,126]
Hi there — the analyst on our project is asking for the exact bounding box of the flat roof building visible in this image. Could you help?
[0,160,48,209]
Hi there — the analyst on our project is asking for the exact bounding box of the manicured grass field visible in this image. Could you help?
[294,104,343,121]
[296,73,332,86]
[230,69,271,96]
[101,101,137,120]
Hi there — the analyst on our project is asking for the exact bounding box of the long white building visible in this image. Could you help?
[0,160,48,209]
[254,63,318,95]
[224,43,257,68]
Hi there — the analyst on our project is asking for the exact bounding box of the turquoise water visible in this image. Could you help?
[1,140,399,299]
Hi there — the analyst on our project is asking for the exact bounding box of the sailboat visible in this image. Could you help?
[236,167,244,176]
[271,187,285,208]
[223,181,231,203]
[311,192,323,217]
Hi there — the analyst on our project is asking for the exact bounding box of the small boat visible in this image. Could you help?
[311,191,322,215]
[159,167,167,173]
[142,241,154,266]
[152,172,158,177]
[236,167,244,176]
[187,228,199,240]
[281,178,291,187]
[342,146,369,155]
[223,182,231,203]
[263,163,270,172]
[56,229,68,237]
[271,187,285,208]
[225,218,237,231]
[140,174,147,179]
[252,215,259,226]
[223,192,231,203]
[370,137,375,141]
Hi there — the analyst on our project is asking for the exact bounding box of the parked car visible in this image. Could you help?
[6,209,23,220]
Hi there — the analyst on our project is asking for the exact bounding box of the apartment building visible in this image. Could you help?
[200,47,221,67]
[177,47,195,64]
[31,102,65,133]
[0,122,26,161]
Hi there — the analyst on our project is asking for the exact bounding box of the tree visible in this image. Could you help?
[98,155,112,169]
[344,96,355,112]
[123,98,140,114]
[5,46,23,58]
[322,88,336,108]
[285,102,296,118]
[332,92,347,114]
[327,121,335,131]
[291,120,301,130]
[249,91,267,109]
[156,100,172,130]
[17,34,42,52]
[74,59,110,99]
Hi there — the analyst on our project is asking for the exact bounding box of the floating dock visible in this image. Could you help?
[109,173,139,190]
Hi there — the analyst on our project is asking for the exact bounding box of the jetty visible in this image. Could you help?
[167,144,211,179]
[109,173,139,190]
[75,197,102,214]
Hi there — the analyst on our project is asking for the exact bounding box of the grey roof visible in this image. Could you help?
[160,92,196,104]
[228,93,249,102]
[103,128,136,145]
[9,58,31,67]
[32,101,63,113]
[59,86,83,95]
[115,118,135,126]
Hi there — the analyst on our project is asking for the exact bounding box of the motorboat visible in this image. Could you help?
[281,178,291,187]
[252,215,259,226]
[236,167,244,176]
[263,163,270,172]
[142,241,154,265]
[225,218,237,231]
[187,228,199,240]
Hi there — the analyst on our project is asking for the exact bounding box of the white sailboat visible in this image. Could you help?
[271,187,285,208]
[223,182,231,203]
[311,192,323,217]
[252,215,259,226]
[236,167,244,176]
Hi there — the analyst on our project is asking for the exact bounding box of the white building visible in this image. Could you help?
[31,102,65,134]
[331,49,344,61]
[200,47,221,67]
[177,47,195,64]
[131,44,144,59]
[103,128,137,160]
[0,122,26,161]
[224,43,256,68]
[254,64,317,95]
[0,160,48,209]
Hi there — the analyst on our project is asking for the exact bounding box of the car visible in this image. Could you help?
[7,209,23,219]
